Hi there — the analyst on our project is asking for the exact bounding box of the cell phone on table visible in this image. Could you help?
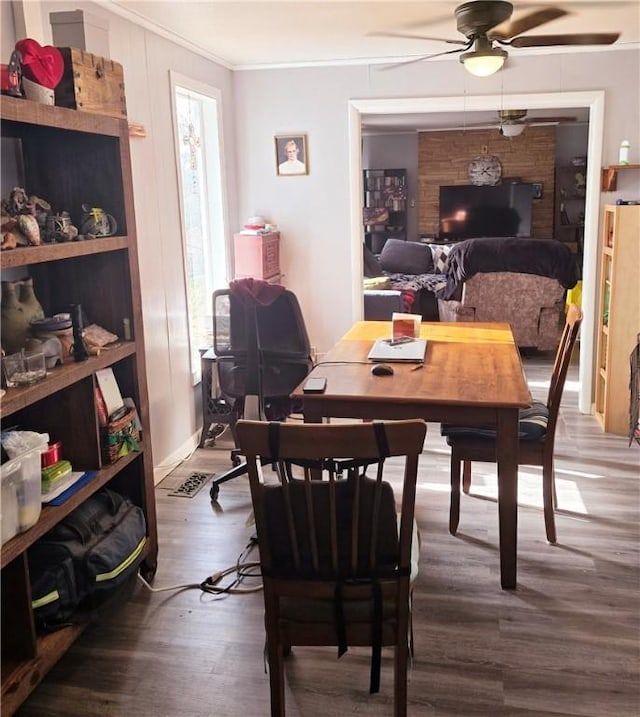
[387,335,414,346]
[303,377,327,394]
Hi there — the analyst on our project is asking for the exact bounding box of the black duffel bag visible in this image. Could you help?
[28,488,147,632]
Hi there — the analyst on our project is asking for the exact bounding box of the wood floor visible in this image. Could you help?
[15,354,640,717]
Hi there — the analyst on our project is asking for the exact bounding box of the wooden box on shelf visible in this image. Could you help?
[594,204,640,435]
[1,95,156,714]
[233,231,280,280]
[54,48,127,119]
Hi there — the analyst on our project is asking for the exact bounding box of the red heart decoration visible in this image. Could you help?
[15,38,64,90]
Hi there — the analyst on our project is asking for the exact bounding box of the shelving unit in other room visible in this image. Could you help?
[363,168,407,254]
[555,164,586,276]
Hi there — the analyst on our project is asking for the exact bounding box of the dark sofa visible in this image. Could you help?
[363,238,578,347]
[363,240,450,320]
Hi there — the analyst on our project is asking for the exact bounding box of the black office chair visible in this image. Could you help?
[208,280,313,500]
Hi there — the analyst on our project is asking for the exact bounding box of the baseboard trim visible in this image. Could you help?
[153,432,200,485]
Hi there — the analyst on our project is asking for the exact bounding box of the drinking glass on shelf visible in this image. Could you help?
[3,351,46,387]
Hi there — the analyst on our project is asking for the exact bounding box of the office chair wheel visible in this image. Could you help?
[231,450,242,467]
[209,482,220,501]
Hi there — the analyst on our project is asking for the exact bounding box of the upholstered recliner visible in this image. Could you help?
[435,237,578,350]
[437,271,566,350]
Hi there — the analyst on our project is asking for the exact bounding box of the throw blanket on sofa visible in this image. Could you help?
[382,272,448,313]
[436,237,579,300]
[382,271,447,294]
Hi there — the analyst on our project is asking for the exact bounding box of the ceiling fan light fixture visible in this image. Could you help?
[500,122,525,137]
[460,45,507,77]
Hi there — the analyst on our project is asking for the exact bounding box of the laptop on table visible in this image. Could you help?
[367,337,427,363]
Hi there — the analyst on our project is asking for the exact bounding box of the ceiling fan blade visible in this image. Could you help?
[511,32,620,47]
[367,30,467,46]
[377,43,472,72]
[527,116,578,124]
[398,10,459,32]
[460,121,503,129]
[498,109,579,125]
[489,8,568,41]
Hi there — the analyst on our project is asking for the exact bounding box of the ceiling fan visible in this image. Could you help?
[497,109,579,136]
[371,1,620,76]
[463,109,580,136]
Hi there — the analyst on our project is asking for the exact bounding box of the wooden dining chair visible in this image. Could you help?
[442,304,583,544]
[236,418,427,717]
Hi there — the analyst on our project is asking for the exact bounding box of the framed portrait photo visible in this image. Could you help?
[275,134,308,176]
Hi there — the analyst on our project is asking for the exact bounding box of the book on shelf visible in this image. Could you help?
[95,367,125,418]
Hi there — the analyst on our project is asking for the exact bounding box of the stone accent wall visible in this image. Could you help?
[418,126,555,239]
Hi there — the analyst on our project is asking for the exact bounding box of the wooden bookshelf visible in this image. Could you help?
[363,168,407,254]
[1,95,158,715]
[594,204,640,434]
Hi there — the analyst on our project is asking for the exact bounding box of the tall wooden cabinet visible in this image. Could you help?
[594,204,640,435]
[1,96,158,714]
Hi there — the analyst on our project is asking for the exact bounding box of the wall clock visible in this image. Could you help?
[468,155,502,186]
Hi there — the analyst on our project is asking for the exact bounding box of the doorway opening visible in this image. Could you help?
[349,90,605,415]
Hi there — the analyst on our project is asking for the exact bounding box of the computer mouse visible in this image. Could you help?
[371,363,394,377]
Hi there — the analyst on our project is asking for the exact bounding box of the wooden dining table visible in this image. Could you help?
[291,321,532,589]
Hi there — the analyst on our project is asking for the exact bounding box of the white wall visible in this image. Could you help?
[233,49,639,390]
[4,1,239,477]
[3,2,639,474]
[1,2,15,58]
[556,124,590,166]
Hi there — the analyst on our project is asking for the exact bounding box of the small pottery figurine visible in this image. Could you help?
[80,204,117,237]
[45,212,78,242]
[1,278,45,354]
[17,214,40,245]
[8,187,28,215]
[1,206,19,250]
[1,229,18,250]
[1,192,53,247]
[30,195,51,232]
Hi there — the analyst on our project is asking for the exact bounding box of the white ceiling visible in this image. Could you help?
[107,0,639,69]
[105,0,638,131]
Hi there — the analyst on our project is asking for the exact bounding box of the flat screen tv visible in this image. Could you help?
[438,183,535,240]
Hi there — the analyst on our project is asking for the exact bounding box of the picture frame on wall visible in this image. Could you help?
[275,134,308,176]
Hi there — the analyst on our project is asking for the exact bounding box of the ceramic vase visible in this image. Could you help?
[1,279,45,354]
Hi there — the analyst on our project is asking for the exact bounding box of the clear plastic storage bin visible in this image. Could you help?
[1,446,43,544]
